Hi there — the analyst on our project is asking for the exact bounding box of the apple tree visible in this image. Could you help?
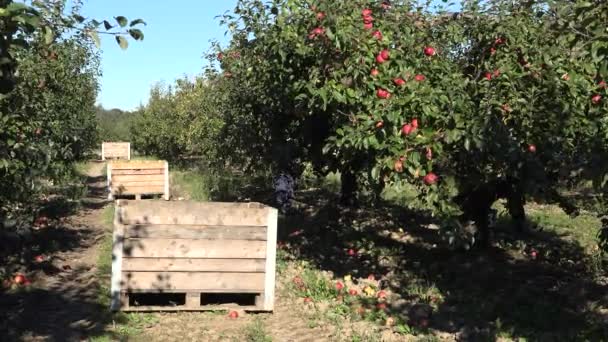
[216,0,607,247]
[0,0,145,235]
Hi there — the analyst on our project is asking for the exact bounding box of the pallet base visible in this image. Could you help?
[117,292,268,312]
[108,193,167,201]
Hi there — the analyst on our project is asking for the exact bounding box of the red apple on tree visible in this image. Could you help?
[377,303,387,311]
[372,30,382,40]
[423,172,438,185]
[528,144,536,153]
[394,159,404,173]
[349,289,358,296]
[414,74,425,82]
[380,49,390,60]
[370,68,379,76]
[376,88,390,99]
[375,121,384,129]
[485,72,492,81]
[364,22,373,30]
[14,274,27,285]
[336,281,344,291]
[347,248,357,256]
[423,46,436,56]
[393,78,405,86]
[411,118,419,128]
[377,290,387,299]
[592,94,602,104]
[402,124,414,135]
[316,12,325,20]
[375,54,386,64]
[362,8,372,16]
[599,80,607,88]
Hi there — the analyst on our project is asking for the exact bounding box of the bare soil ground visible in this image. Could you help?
[0,161,110,342]
[1,162,607,342]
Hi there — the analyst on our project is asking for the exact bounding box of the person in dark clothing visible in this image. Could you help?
[273,172,295,214]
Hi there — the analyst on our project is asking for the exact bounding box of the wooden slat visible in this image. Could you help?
[111,185,165,195]
[121,272,265,292]
[125,225,267,240]
[112,169,164,175]
[119,201,269,226]
[122,239,266,258]
[112,175,166,182]
[110,161,166,170]
[122,258,265,272]
[113,180,165,187]
[120,304,261,312]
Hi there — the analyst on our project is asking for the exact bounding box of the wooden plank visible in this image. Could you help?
[112,177,165,191]
[111,185,165,195]
[119,302,261,312]
[121,272,265,292]
[122,239,266,258]
[124,225,267,240]
[102,142,130,160]
[110,205,126,311]
[112,175,166,182]
[122,258,266,272]
[110,161,166,170]
[118,202,270,226]
[264,208,278,311]
[186,292,199,308]
[112,179,164,185]
[163,161,170,201]
[112,169,164,175]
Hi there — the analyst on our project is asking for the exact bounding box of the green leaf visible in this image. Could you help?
[6,2,29,13]
[115,16,128,27]
[116,36,128,50]
[73,14,86,23]
[103,20,113,30]
[88,30,101,48]
[128,29,144,41]
[130,19,147,27]
[43,26,54,45]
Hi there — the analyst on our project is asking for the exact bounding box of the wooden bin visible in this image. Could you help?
[110,200,278,312]
[107,160,169,200]
[102,142,131,161]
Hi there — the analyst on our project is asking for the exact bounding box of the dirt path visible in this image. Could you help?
[1,161,111,342]
[2,161,403,342]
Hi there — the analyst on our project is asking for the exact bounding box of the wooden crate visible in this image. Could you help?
[102,142,131,160]
[110,200,278,312]
[107,160,169,200]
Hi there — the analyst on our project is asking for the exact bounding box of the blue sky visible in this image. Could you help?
[81,0,238,111]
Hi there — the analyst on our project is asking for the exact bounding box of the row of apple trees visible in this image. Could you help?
[0,0,144,234]
[133,0,608,249]
[213,0,608,248]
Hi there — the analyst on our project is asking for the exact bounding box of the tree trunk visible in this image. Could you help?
[505,182,526,233]
[340,167,358,206]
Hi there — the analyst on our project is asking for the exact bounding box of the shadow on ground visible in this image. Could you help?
[0,161,120,342]
[233,182,608,340]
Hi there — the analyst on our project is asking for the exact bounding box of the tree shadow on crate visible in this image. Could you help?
[277,188,608,340]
